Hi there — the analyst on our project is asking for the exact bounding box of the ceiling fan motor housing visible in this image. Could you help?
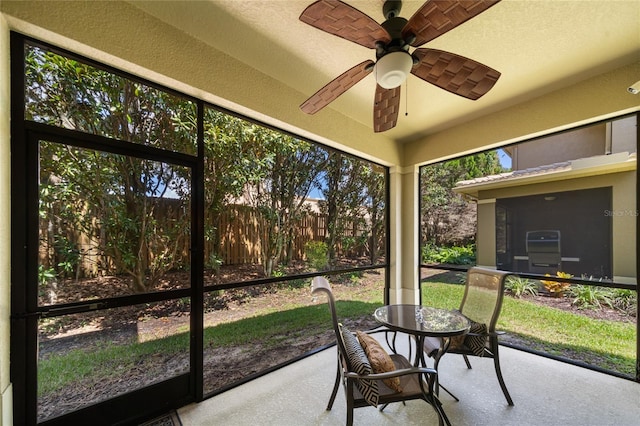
[379,17,410,56]
[377,13,413,90]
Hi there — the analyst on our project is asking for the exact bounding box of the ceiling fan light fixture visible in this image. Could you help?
[375,51,413,89]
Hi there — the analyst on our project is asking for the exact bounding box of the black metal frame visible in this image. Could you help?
[13,94,202,426]
[9,32,392,424]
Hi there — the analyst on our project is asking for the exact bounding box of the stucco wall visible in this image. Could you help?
[512,124,606,170]
[389,166,421,305]
[510,116,637,171]
[476,200,497,268]
[611,171,637,283]
[612,115,637,154]
[479,170,637,283]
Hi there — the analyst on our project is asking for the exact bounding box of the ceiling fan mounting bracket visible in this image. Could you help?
[383,0,403,20]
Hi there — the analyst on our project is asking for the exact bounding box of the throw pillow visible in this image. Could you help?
[340,326,379,406]
[464,321,488,356]
[449,320,488,357]
[356,331,402,393]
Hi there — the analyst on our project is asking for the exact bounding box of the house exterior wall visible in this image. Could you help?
[512,125,606,170]
[477,170,636,283]
[510,116,637,171]
[611,115,637,154]
[611,170,637,283]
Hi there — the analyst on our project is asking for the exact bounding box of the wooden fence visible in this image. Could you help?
[214,206,329,265]
[39,201,375,278]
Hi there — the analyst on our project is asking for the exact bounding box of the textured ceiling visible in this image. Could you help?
[130,0,640,143]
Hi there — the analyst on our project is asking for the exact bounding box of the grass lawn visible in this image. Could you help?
[39,276,636,400]
[421,280,637,376]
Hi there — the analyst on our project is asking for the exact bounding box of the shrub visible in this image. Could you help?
[505,276,538,298]
[349,271,363,285]
[421,243,476,265]
[304,241,329,271]
[611,289,637,316]
[569,285,613,309]
[206,253,223,273]
[541,271,572,294]
[38,265,56,286]
[269,266,307,289]
[288,278,308,289]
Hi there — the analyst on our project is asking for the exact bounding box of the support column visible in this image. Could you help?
[389,165,420,305]
[0,13,13,426]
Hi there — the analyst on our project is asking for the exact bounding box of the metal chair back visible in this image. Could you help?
[459,267,510,333]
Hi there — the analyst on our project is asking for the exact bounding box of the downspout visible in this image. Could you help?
[605,121,613,155]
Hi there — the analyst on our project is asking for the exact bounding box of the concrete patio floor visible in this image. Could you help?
[178,337,640,425]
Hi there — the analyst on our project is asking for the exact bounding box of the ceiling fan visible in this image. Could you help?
[299,0,502,132]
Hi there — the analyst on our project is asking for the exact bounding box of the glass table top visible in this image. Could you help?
[374,305,470,337]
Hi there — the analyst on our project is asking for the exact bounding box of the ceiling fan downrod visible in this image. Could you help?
[383,0,402,19]
[380,1,411,58]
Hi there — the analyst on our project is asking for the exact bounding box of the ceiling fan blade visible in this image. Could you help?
[300,0,391,49]
[403,0,501,47]
[373,85,401,133]
[411,48,500,100]
[300,60,374,115]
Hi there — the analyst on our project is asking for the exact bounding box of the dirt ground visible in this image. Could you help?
[37,266,635,421]
[37,264,382,420]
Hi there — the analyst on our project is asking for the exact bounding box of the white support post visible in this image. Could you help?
[389,165,420,305]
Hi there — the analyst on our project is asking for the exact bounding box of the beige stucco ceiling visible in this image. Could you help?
[127,0,640,144]
[1,0,639,166]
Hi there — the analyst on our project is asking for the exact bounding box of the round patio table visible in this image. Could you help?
[374,304,470,398]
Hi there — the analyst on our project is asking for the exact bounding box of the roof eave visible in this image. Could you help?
[454,153,637,200]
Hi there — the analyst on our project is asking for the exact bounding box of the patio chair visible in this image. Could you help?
[311,277,450,426]
[422,267,514,406]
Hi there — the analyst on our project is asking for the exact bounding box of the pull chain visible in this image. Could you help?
[404,78,409,117]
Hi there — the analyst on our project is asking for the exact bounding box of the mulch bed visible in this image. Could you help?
[421,268,635,323]
[527,291,634,323]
